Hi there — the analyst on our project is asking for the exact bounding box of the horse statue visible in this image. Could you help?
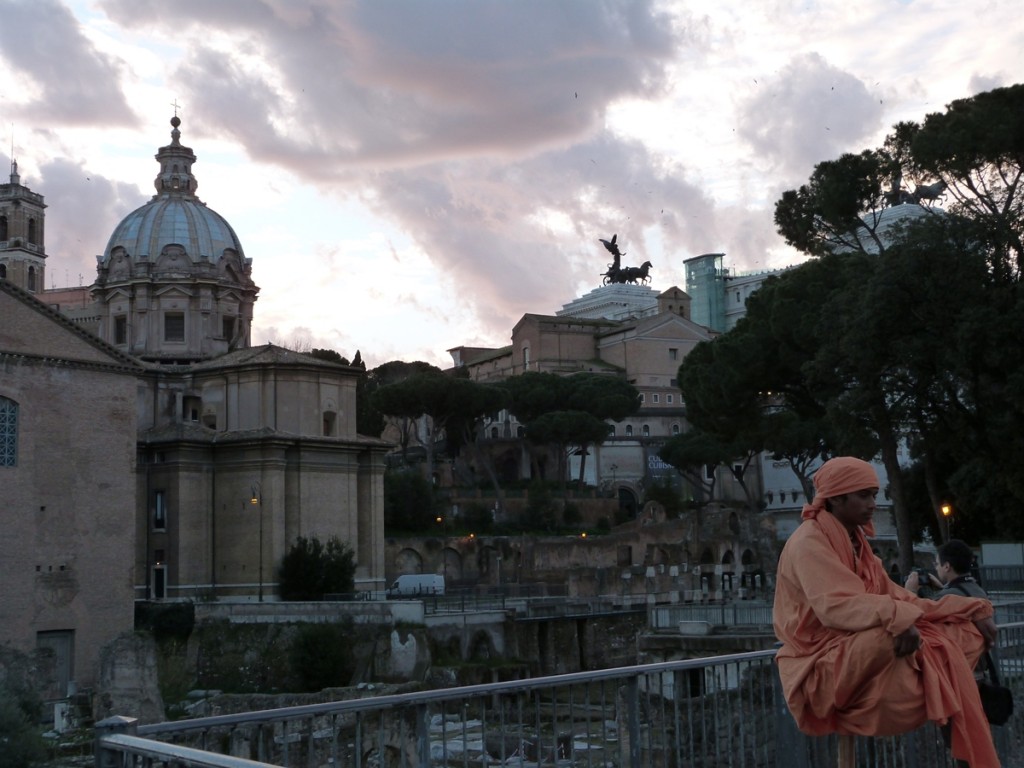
[911,180,947,205]
[620,261,653,285]
[885,174,947,207]
[598,234,652,285]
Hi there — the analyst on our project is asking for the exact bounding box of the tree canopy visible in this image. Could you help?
[503,372,640,487]
[681,83,1024,569]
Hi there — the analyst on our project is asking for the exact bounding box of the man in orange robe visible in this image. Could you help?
[773,457,999,766]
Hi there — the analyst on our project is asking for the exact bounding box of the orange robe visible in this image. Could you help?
[774,510,999,767]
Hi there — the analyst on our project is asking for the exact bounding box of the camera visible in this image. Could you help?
[914,567,932,580]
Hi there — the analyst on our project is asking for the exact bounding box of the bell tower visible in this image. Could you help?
[0,160,48,293]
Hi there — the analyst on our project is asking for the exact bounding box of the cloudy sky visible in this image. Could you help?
[1,0,1019,368]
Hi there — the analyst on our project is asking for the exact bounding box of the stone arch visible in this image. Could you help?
[395,548,423,575]
[699,548,714,565]
[741,548,755,566]
[469,630,495,662]
[721,550,734,565]
[442,547,462,583]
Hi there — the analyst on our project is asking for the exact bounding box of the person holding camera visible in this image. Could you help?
[905,539,988,600]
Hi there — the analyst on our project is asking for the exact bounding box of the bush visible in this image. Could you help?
[523,480,558,532]
[0,684,45,768]
[562,502,582,528]
[643,480,686,519]
[384,469,438,532]
[290,620,356,692]
[459,502,494,533]
[278,536,356,600]
[136,601,196,643]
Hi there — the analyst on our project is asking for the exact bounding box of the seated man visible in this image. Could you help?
[774,457,999,767]
[906,538,988,600]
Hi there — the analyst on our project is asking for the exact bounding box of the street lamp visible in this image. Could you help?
[250,481,264,602]
[941,502,953,542]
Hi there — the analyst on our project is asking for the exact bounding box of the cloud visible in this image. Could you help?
[102,0,678,173]
[32,156,147,284]
[0,0,138,126]
[735,52,885,185]
[365,132,718,342]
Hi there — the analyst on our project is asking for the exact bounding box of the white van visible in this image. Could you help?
[387,574,445,597]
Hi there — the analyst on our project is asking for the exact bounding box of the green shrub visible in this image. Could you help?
[0,684,45,768]
[643,480,686,519]
[459,502,494,533]
[562,502,582,528]
[384,469,438,532]
[135,601,196,644]
[278,536,356,600]
[290,620,356,692]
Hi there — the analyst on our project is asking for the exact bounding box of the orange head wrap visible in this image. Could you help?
[802,456,879,535]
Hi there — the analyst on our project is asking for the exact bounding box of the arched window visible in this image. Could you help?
[27,218,36,244]
[0,263,6,279]
[27,266,35,291]
[522,346,530,370]
[0,396,18,466]
[641,424,650,437]
[625,424,633,437]
[322,410,337,436]
[0,215,7,240]
[671,423,680,435]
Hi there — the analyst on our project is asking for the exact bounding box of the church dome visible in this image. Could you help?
[104,194,244,264]
[92,116,258,364]
[100,116,245,266]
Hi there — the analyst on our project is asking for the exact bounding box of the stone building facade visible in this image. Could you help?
[0,280,140,694]
[448,285,721,511]
[0,118,389,690]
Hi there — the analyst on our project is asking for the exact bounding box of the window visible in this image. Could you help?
[607,424,615,436]
[153,490,167,530]
[672,423,680,435]
[625,425,633,437]
[222,316,236,340]
[0,215,7,240]
[666,394,673,404]
[323,411,337,436]
[28,218,37,244]
[27,266,36,292]
[522,346,530,369]
[0,396,18,466]
[639,393,645,403]
[165,313,185,341]
[0,264,5,279]
[669,348,678,360]
[114,316,127,345]
[652,394,660,404]
[642,424,650,437]
[670,378,677,387]
[183,396,201,422]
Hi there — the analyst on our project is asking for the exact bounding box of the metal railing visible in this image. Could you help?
[96,624,1024,768]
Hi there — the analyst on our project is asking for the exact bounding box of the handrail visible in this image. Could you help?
[138,647,777,736]
[99,733,276,767]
